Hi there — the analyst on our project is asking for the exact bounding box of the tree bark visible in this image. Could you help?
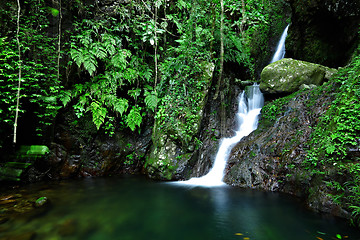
[214,0,224,101]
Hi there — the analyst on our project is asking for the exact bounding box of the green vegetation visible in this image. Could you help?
[304,46,360,226]
[0,0,61,146]
[4,0,358,227]
[0,0,281,174]
[261,90,304,122]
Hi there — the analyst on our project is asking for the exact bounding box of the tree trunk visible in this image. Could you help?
[13,0,21,144]
[214,0,224,101]
[154,4,158,94]
[57,0,62,81]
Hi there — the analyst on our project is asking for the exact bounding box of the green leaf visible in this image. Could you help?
[48,7,59,17]
[90,101,107,130]
[61,91,72,106]
[126,106,142,131]
[128,88,141,100]
[113,98,128,115]
[145,93,158,111]
[94,45,107,59]
[70,49,83,68]
[83,54,97,76]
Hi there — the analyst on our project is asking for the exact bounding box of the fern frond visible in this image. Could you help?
[90,101,107,130]
[83,53,97,76]
[70,49,83,68]
[145,93,158,111]
[113,98,128,115]
[61,90,72,106]
[126,106,142,131]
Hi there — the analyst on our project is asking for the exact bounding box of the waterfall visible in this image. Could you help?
[176,84,264,187]
[270,24,290,63]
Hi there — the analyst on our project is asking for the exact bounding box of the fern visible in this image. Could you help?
[113,98,128,115]
[83,51,97,76]
[70,49,83,68]
[90,101,107,130]
[102,33,117,55]
[93,43,107,59]
[126,106,142,131]
[61,90,72,106]
[144,92,158,111]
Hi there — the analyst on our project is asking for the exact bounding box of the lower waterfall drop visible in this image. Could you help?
[177,84,264,187]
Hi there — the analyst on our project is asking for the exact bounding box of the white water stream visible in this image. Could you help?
[176,85,264,187]
[270,24,290,63]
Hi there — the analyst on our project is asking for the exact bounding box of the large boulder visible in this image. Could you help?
[260,58,337,94]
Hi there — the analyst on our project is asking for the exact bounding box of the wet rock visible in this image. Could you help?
[224,86,348,217]
[260,58,337,94]
[145,62,215,180]
[34,197,49,208]
[286,0,360,67]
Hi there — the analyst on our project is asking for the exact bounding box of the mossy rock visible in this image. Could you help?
[260,58,337,94]
[145,62,214,180]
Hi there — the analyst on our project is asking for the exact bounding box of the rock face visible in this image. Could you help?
[34,113,154,181]
[223,86,349,218]
[145,62,215,180]
[286,0,360,67]
[260,58,337,94]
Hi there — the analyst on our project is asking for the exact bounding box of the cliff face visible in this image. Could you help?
[286,0,360,67]
[223,82,351,218]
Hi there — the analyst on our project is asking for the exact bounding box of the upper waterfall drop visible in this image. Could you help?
[175,84,264,187]
[270,24,290,63]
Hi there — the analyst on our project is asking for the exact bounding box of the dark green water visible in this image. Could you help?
[1,176,360,240]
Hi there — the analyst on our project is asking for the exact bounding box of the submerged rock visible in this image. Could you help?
[260,58,337,94]
[35,197,49,208]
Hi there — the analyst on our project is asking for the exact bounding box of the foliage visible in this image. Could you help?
[304,45,360,226]
[64,18,155,131]
[0,0,61,147]
[0,0,285,175]
[261,90,304,122]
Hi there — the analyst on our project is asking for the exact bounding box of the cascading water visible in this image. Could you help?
[270,24,290,63]
[176,84,264,187]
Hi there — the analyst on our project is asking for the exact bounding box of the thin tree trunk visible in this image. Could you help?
[214,0,224,100]
[154,4,158,94]
[57,0,62,80]
[210,5,215,59]
[13,0,21,144]
[240,0,246,34]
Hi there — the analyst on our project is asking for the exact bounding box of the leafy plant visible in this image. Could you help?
[304,43,360,226]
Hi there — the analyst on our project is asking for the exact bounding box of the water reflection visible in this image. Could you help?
[0,177,359,240]
[172,183,360,240]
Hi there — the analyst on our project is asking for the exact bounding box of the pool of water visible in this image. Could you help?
[1,176,359,240]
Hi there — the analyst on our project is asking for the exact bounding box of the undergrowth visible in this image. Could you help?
[304,48,360,226]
